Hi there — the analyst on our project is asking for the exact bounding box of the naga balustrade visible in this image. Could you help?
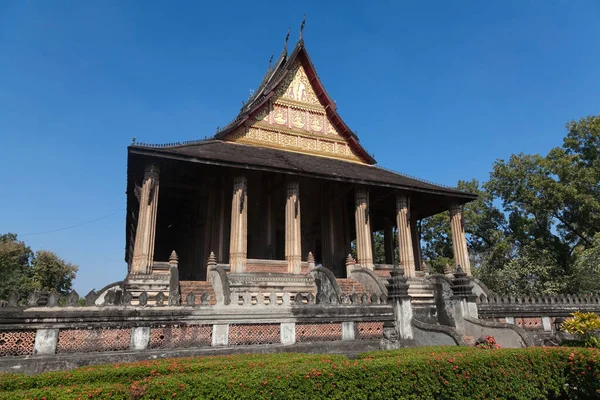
[0,288,391,358]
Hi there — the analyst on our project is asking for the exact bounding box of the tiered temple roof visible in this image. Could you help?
[129,39,476,211]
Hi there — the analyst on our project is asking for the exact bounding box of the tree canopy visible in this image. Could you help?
[0,233,78,300]
[418,114,600,294]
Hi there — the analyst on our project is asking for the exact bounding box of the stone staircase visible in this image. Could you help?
[179,281,217,306]
[407,278,437,323]
[336,278,367,295]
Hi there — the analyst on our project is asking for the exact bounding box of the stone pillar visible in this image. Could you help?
[383,224,394,265]
[451,266,478,335]
[33,329,59,355]
[542,316,552,332]
[387,265,414,341]
[396,194,415,278]
[212,324,229,346]
[341,321,355,341]
[131,163,160,275]
[410,219,423,271]
[345,254,355,277]
[130,327,150,350]
[285,179,302,274]
[449,202,471,276]
[354,187,374,270]
[229,175,248,273]
[168,251,180,305]
[280,322,296,345]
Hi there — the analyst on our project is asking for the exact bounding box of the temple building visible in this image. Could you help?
[124,37,477,299]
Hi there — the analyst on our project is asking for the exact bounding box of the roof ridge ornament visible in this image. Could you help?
[283,27,290,53]
[299,13,306,42]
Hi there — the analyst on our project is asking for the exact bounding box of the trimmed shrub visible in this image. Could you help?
[0,347,598,399]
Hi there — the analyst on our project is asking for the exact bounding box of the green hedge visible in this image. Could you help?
[0,347,598,399]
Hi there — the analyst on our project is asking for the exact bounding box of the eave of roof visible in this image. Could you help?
[128,140,477,202]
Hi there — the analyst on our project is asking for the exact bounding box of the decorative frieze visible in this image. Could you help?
[275,61,320,106]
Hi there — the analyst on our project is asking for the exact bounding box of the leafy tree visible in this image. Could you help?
[419,115,600,294]
[31,250,78,295]
[420,211,453,273]
[570,234,600,293]
[483,115,600,293]
[0,233,79,300]
[0,233,34,300]
[420,179,507,274]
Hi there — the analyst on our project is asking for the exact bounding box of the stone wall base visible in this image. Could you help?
[0,340,380,375]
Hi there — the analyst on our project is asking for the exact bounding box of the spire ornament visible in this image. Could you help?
[299,14,306,41]
[283,27,291,53]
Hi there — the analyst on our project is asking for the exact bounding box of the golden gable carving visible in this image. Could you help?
[275,61,320,106]
[224,62,365,163]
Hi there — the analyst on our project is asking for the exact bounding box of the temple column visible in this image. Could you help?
[354,187,374,270]
[201,184,216,277]
[410,219,423,271]
[285,179,302,273]
[383,224,394,265]
[396,194,415,278]
[449,202,471,276]
[131,163,160,275]
[229,175,248,273]
[216,185,226,262]
[320,186,336,268]
[265,193,274,258]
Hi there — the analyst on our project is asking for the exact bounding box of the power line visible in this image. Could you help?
[19,208,125,237]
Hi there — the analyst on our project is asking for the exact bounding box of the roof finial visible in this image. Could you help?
[284,27,290,52]
[268,53,273,72]
[300,13,306,41]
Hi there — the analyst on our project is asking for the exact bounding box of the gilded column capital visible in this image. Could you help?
[232,175,247,190]
[396,193,408,209]
[449,202,461,216]
[286,178,300,192]
[355,186,369,203]
[144,163,160,180]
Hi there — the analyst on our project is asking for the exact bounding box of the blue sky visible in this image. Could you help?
[1,1,599,294]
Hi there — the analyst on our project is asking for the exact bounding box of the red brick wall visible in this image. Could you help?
[179,281,216,305]
[229,324,280,345]
[150,325,211,349]
[355,322,384,340]
[0,330,35,356]
[56,328,131,353]
[296,323,342,342]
